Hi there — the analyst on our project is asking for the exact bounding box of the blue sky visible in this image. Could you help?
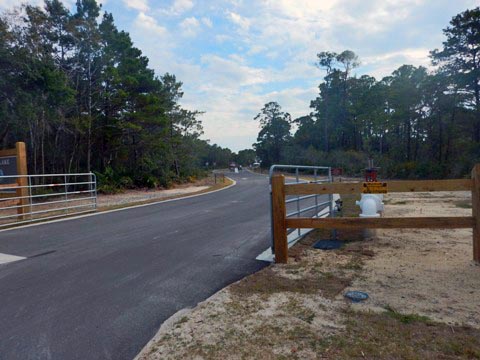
[1,0,478,151]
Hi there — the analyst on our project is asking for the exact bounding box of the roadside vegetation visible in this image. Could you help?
[97,174,234,211]
[253,7,480,179]
[0,0,237,192]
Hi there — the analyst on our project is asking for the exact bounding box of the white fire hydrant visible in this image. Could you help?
[356,194,384,217]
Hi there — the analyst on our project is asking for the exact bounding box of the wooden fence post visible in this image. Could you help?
[15,142,29,220]
[272,174,288,263]
[472,164,480,263]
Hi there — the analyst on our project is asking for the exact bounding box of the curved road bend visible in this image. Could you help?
[0,170,326,360]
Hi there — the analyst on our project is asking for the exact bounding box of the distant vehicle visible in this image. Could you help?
[252,162,260,168]
[229,162,237,172]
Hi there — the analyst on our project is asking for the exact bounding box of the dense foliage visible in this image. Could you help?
[254,7,480,179]
[0,0,234,189]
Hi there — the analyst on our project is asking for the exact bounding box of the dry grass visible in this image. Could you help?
[321,309,480,359]
[230,267,351,300]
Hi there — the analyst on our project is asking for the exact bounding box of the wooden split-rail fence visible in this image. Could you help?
[271,164,480,264]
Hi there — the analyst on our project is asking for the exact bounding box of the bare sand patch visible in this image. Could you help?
[98,186,210,207]
[348,190,480,327]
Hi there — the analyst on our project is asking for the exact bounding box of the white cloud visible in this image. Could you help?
[123,0,149,12]
[261,0,339,18]
[201,17,213,28]
[199,54,270,89]
[362,48,431,79]
[215,34,230,43]
[0,0,42,9]
[169,0,194,15]
[228,11,251,31]
[179,16,200,37]
[134,12,167,36]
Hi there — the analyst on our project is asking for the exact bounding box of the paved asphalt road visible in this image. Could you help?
[0,171,327,360]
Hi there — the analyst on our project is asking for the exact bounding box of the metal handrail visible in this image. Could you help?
[287,201,331,217]
[0,196,96,211]
[0,181,95,190]
[0,173,95,178]
[0,172,97,227]
[269,164,333,250]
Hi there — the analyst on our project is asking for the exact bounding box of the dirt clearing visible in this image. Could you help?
[349,191,480,328]
[98,174,232,210]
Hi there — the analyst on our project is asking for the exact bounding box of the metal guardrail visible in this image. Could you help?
[0,173,97,228]
[269,165,332,250]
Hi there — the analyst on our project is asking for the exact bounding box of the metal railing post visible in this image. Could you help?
[328,167,337,240]
[64,174,69,214]
[91,172,97,210]
[28,175,33,221]
[314,168,318,218]
[295,167,301,236]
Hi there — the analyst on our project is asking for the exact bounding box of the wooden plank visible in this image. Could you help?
[286,216,475,229]
[0,148,17,157]
[285,179,472,195]
[272,174,288,264]
[15,142,29,220]
[0,193,18,199]
[0,199,18,207]
[285,182,361,195]
[472,165,480,262]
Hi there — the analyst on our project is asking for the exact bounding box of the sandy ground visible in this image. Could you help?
[98,185,210,208]
[349,191,480,328]
[136,254,352,360]
[137,190,480,359]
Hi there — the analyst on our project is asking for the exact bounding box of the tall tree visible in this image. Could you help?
[431,7,480,141]
[253,102,291,166]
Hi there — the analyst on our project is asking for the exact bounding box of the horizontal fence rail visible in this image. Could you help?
[285,179,473,196]
[271,164,480,264]
[285,217,475,229]
[0,173,97,228]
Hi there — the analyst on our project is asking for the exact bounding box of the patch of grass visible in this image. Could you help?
[229,267,351,299]
[283,298,316,324]
[317,309,480,359]
[384,305,432,324]
[340,256,364,271]
[175,316,189,327]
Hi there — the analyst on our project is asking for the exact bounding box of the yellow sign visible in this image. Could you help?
[362,181,388,194]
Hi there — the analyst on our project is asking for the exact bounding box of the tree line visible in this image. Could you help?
[0,0,235,190]
[254,7,480,179]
